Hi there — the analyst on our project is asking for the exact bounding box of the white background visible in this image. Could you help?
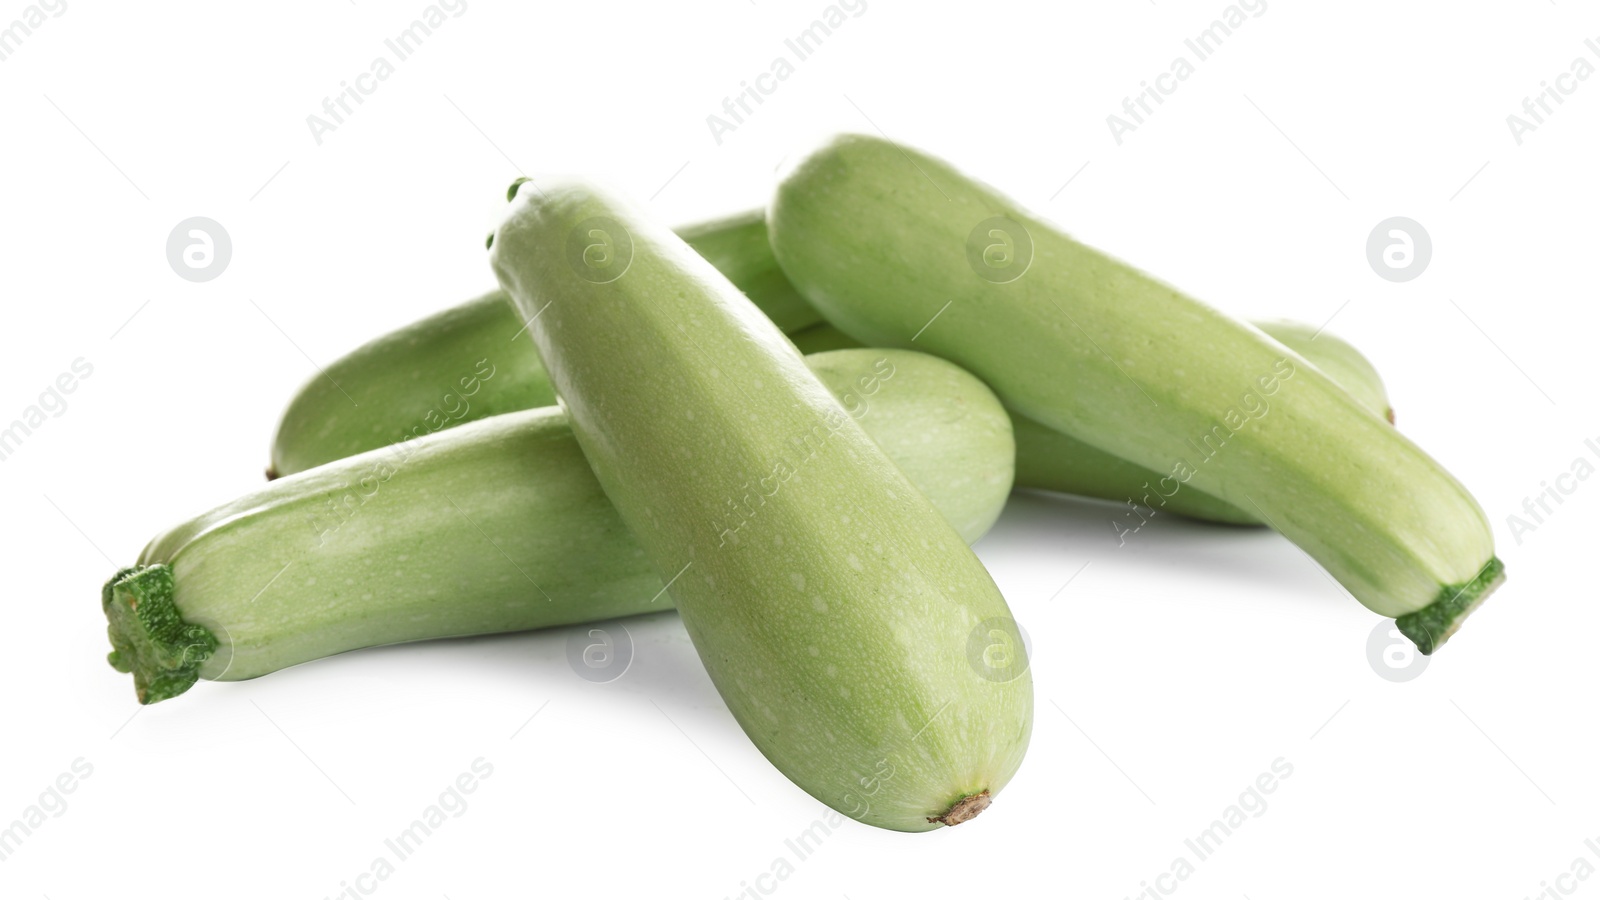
[1,1,1595,898]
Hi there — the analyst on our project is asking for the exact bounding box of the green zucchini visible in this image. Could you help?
[103,349,1014,705]
[1254,319,1392,427]
[1021,318,1393,526]
[268,210,820,479]
[490,179,1031,832]
[800,320,1394,526]
[675,208,820,333]
[271,227,1397,529]
[769,134,1502,652]
[1014,317,1392,525]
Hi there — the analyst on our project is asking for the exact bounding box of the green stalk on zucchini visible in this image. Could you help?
[105,349,1014,705]
[768,133,1503,653]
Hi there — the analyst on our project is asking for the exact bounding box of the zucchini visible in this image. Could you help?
[103,349,1014,705]
[675,208,820,333]
[269,210,819,478]
[1016,317,1392,524]
[490,179,1031,832]
[271,230,1396,529]
[800,320,1394,526]
[1254,319,1392,426]
[769,134,1502,652]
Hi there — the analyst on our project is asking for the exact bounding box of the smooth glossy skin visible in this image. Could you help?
[273,218,1396,530]
[676,208,822,333]
[491,179,1032,832]
[1255,319,1392,425]
[269,211,820,478]
[800,320,1395,526]
[105,349,1015,702]
[1011,318,1395,523]
[268,292,551,479]
[769,134,1500,640]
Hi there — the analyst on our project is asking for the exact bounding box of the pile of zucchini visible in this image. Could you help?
[102,135,1503,833]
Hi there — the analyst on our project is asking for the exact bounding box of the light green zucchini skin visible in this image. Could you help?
[769,134,1502,651]
[675,208,822,334]
[102,349,1014,705]
[788,321,870,355]
[798,321,1394,526]
[1014,319,1394,524]
[1256,319,1393,426]
[491,179,1031,832]
[268,212,821,479]
[275,219,1394,529]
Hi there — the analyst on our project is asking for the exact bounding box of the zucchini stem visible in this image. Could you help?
[930,791,991,826]
[103,565,218,705]
[1394,557,1506,654]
